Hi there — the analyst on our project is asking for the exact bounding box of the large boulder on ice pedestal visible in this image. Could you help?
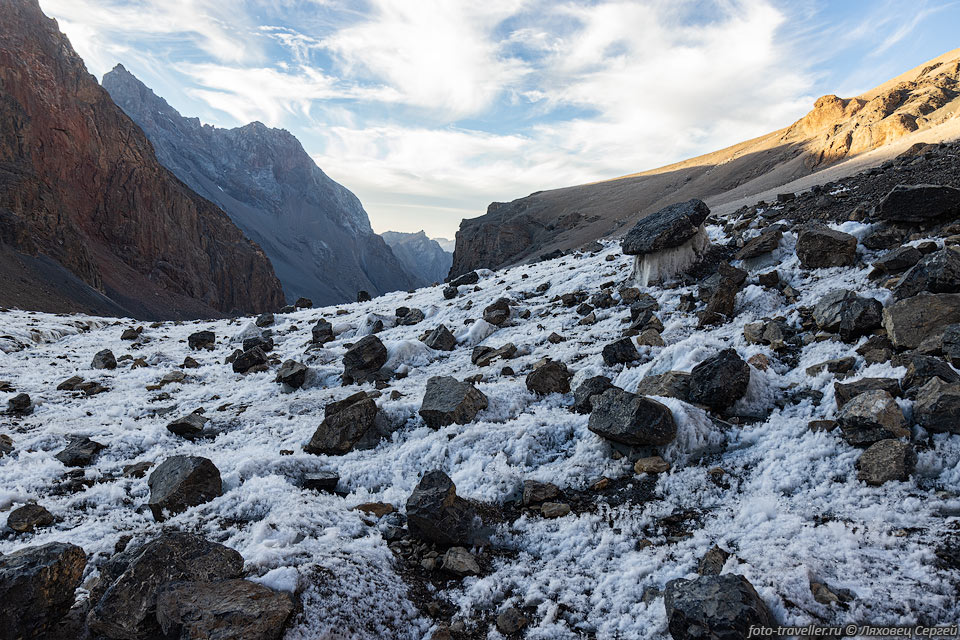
[622,199,712,287]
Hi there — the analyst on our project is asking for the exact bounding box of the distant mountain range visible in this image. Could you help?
[0,0,283,319]
[381,231,452,284]
[451,48,960,276]
[103,65,423,306]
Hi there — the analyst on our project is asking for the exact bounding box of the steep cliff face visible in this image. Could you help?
[381,231,453,285]
[103,65,422,305]
[450,48,960,277]
[0,0,284,318]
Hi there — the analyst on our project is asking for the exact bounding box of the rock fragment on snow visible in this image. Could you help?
[525,360,572,395]
[837,390,908,447]
[418,376,488,428]
[0,542,86,639]
[588,388,677,446]
[663,574,775,640]
[856,439,917,485]
[147,456,223,521]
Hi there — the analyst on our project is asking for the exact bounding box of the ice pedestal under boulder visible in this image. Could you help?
[621,198,712,287]
[630,226,710,287]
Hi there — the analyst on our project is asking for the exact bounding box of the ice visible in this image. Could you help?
[630,226,710,287]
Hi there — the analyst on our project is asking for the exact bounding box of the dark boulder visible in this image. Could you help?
[405,470,486,546]
[255,312,275,327]
[0,542,86,639]
[311,319,334,345]
[232,347,268,374]
[893,248,960,300]
[572,376,614,414]
[914,377,960,434]
[525,360,572,395]
[857,439,917,485]
[795,226,857,269]
[897,353,960,391]
[6,393,32,415]
[664,574,775,640]
[871,245,922,274]
[419,376,488,428]
[834,378,901,409]
[636,372,692,401]
[443,285,458,300]
[54,436,106,467]
[305,392,379,455]
[165,412,208,440]
[423,325,457,351]
[91,349,117,370]
[482,298,511,326]
[602,338,640,366]
[450,271,479,287]
[294,297,313,309]
[734,228,782,260]
[837,390,909,447]
[187,330,216,350]
[6,504,54,533]
[883,292,960,349]
[876,184,960,223]
[622,199,710,255]
[147,456,222,521]
[357,290,372,302]
[943,323,960,366]
[588,388,677,446]
[342,335,388,385]
[276,360,308,389]
[812,290,883,341]
[399,308,425,326]
[688,349,751,411]
[242,335,274,353]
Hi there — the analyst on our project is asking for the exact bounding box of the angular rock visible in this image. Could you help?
[914,377,960,434]
[187,330,215,350]
[165,412,208,440]
[91,349,117,370]
[496,608,528,635]
[894,248,960,300]
[857,335,894,364]
[405,471,485,546]
[54,436,106,467]
[357,290,371,302]
[311,319,334,345]
[399,308,425,326]
[295,297,313,309]
[473,343,516,367]
[943,323,960,366]
[232,346,267,374]
[834,378,901,409]
[637,328,666,347]
[342,335,388,385]
[622,199,710,255]
[734,228,782,260]
[636,372,692,401]
[242,335,274,353]
[572,376,614,414]
[837,390,909,447]
[305,392,379,455]
[806,357,856,377]
[255,312,275,327]
[697,546,730,577]
[634,456,670,474]
[796,226,857,269]
[482,298,511,326]
[898,353,960,391]
[688,349,750,411]
[541,502,571,518]
[450,271,479,287]
[6,393,32,415]
[276,360,308,389]
[155,579,295,640]
[0,542,86,639]
[419,376,488,428]
[525,360,572,395]
[812,290,883,341]
[441,547,480,576]
[588,388,677,446]
[602,338,640,366]
[147,456,222,521]
[871,245,922,274]
[87,533,244,639]
[857,439,917,485]
[883,292,960,349]
[522,480,560,506]
[664,574,775,640]
[423,325,456,351]
[876,184,960,223]
[303,471,340,492]
[7,504,54,533]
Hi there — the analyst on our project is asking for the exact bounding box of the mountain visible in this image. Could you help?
[102,65,422,306]
[0,0,284,319]
[450,48,960,277]
[381,231,453,285]
[433,237,456,253]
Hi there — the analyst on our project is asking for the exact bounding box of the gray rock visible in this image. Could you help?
[894,247,960,300]
[697,545,730,576]
[399,308,425,326]
[688,349,750,411]
[857,439,917,485]
[636,372,692,401]
[871,245,922,274]
[834,378,901,409]
[54,436,106,467]
[342,335,388,385]
[837,390,909,447]
[914,377,960,434]
[6,393,32,415]
[572,376,614,414]
[232,346,267,374]
[442,285,458,300]
[472,343,517,367]
[482,298,511,326]
[276,360,308,388]
[525,360,572,395]
[305,392,379,455]
[664,574,775,640]
[92,349,117,370]
[450,271,479,287]
[255,312,274,327]
[541,502,571,518]
[622,199,710,255]
[147,456,222,521]
[734,228,782,260]
[812,290,883,341]
[6,504,54,533]
[588,388,677,446]
[302,471,340,492]
[943,324,960,366]
[522,480,560,506]
[294,297,313,309]
[165,412,208,440]
[155,579,295,640]
[496,607,529,635]
[311,319,334,344]
[187,330,215,350]
[87,533,244,639]
[121,327,139,340]
[423,325,456,351]
[419,376,488,428]
[876,183,960,223]
[883,292,960,349]
[242,335,274,353]
[897,353,960,391]
[602,338,640,366]
[0,542,86,639]
[405,470,486,546]
[441,547,480,576]
[796,226,857,269]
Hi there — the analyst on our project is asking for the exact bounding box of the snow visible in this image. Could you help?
[630,226,710,287]
[0,222,958,639]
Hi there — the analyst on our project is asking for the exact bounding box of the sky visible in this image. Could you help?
[39,0,960,239]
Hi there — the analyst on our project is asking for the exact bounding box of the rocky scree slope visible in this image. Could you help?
[102,64,422,306]
[1,143,960,638]
[0,0,284,319]
[382,230,454,285]
[450,48,960,278]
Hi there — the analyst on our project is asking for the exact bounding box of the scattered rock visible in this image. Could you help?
[6,392,32,415]
[419,376,489,428]
[7,504,54,533]
[120,327,139,340]
[525,360,572,395]
[405,470,485,546]
[883,292,960,349]
[295,297,313,309]
[305,392,379,455]
[622,199,710,255]
[188,330,215,350]
[636,372,691,401]
[541,502,571,518]
[834,378,901,409]
[522,480,560,506]
[303,471,340,492]
[311,319,334,344]
[734,228,782,260]
[664,574,775,640]
[872,245,922,274]
[894,247,960,300]
[688,349,750,411]
[857,439,916,485]
[0,542,86,639]
[572,376,614,414]
[837,390,909,447]
[423,325,457,351]
[602,337,640,366]
[442,285,457,300]
[876,184,960,223]
[91,349,117,370]
[441,547,480,576]
[496,607,529,635]
[256,312,275,327]
[242,335,274,353]
[357,290,372,302]
[450,271,479,287]
[697,545,730,576]
[805,356,856,377]
[399,308,425,325]
[342,335,388,385]
[147,456,223,521]
[482,298,511,325]
[796,226,857,269]
[634,456,670,474]
[898,353,960,391]
[472,343,517,367]
[54,436,106,467]
[812,289,883,341]
[165,412,208,440]
[233,346,268,374]
[914,377,960,434]
[276,360,308,388]
[588,388,677,446]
